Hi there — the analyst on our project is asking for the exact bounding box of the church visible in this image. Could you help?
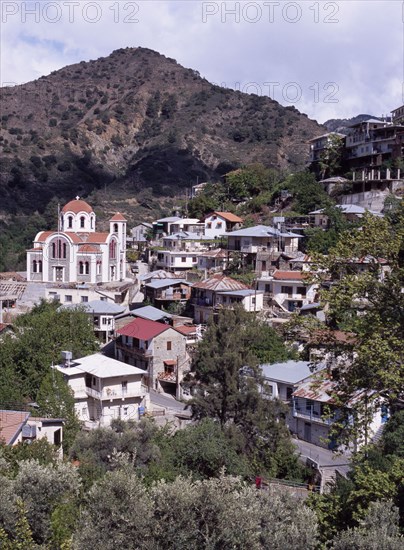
[27,198,127,284]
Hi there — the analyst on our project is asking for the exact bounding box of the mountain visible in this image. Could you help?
[323,114,382,134]
[0,47,324,216]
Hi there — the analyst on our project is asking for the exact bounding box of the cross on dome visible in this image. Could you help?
[76,195,80,200]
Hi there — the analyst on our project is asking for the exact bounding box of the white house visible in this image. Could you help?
[204,212,243,239]
[259,360,315,402]
[54,353,148,428]
[225,225,301,256]
[60,300,126,343]
[27,198,127,284]
[215,289,264,312]
[257,270,318,313]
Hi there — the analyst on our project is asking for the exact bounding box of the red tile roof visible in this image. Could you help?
[110,213,127,222]
[272,270,308,281]
[35,231,83,244]
[175,325,197,335]
[61,199,94,214]
[214,212,243,223]
[0,410,30,445]
[80,232,110,243]
[78,244,101,254]
[117,317,170,340]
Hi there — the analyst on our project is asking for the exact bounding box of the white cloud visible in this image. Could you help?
[0,0,402,122]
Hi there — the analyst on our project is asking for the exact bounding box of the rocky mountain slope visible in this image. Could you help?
[0,47,324,216]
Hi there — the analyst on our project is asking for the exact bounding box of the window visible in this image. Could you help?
[123,406,128,416]
[85,261,90,275]
[38,260,42,273]
[167,341,172,351]
[286,387,293,400]
[113,223,118,233]
[68,216,73,228]
[181,257,186,263]
[32,260,37,273]
[265,284,271,293]
[65,295,72,302]
[192,257,197,262]
[79,262,84,275]
[281,286,293,295]
[207,222,212,229]
[297,286,307,296]
[90,217,94,229]
[80,216,85,228]
[51,239,66,259]
[109,239,117,260]
[122,381,128,395]
[261,261,266,271]
[216,222,222,228]
[81,296,88,303]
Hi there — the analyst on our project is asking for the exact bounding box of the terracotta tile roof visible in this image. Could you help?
[175,325,197,335]
[35,231,83,244]
[117,317,171,340]
[272,270,308,281]
[78,244,101,254]
[79,232,110,243]
[61,199,94,214]
[0,410,30,445]
[309,329,357,346]
[214,212,243,223]
[192,274,249,291]
[110,213,127,222]
[0,272,26,281]
[200,248,228,259]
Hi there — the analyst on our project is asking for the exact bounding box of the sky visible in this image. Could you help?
[1,0,403,123]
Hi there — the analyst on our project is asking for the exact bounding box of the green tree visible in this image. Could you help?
[36,369,81,451]
[318,134,344,179]
[0,300,98,406]
[282,171,332,214]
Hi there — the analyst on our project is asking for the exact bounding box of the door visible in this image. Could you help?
[304,422,312,442]
[54,267,63,282]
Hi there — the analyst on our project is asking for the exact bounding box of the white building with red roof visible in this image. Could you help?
[26,198,127,284]
[204,211,243,238]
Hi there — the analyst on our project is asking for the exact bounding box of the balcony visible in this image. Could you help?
[292,404,335,425]
[115,341,153,357]
[155,291,190,301]
[85,385,146,400]
[157,371,177,383]
[194,297,213,307]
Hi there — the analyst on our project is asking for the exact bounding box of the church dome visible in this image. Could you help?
[61,198,94,214]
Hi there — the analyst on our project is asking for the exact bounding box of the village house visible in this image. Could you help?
[192,275,252,324]
[259,360,316,402]
[151,232,212,271]
[197,249,228,273]
[291,374,388,450]
[128,222,153,250]
[215,289,264,312]
[257,270,318,313]
[309,204,382,228]
[144,279,192,307]
[225,225,301,274]
[308,132,345,163]
[60,300,126,343]
[169,219,205,235]
[45,280,133,307]
[115,317,189,397]
[54,352,148,428]
[0,410,64,456]
[204,212,243,239]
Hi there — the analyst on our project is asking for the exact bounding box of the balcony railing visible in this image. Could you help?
[85,386,146,400]
[157,371,177,383]
[292,405,334,425]
[116,341,153,357]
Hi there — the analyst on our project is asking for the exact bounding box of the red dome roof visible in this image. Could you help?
[61,199,94,214]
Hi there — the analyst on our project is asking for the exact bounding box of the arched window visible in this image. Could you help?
[113,223,118,233]
[90,216,94,229]
[38,260,43,273]
[33,260,37,273]
[96,261,101,275]
[109,239,117,260]
[62,243,67,259]
[52,242,56,259]
[68,216,73,228]
[85,262,90,275]
[80,216,85,228]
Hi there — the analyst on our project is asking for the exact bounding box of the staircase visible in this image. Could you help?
[371,424,385,444]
